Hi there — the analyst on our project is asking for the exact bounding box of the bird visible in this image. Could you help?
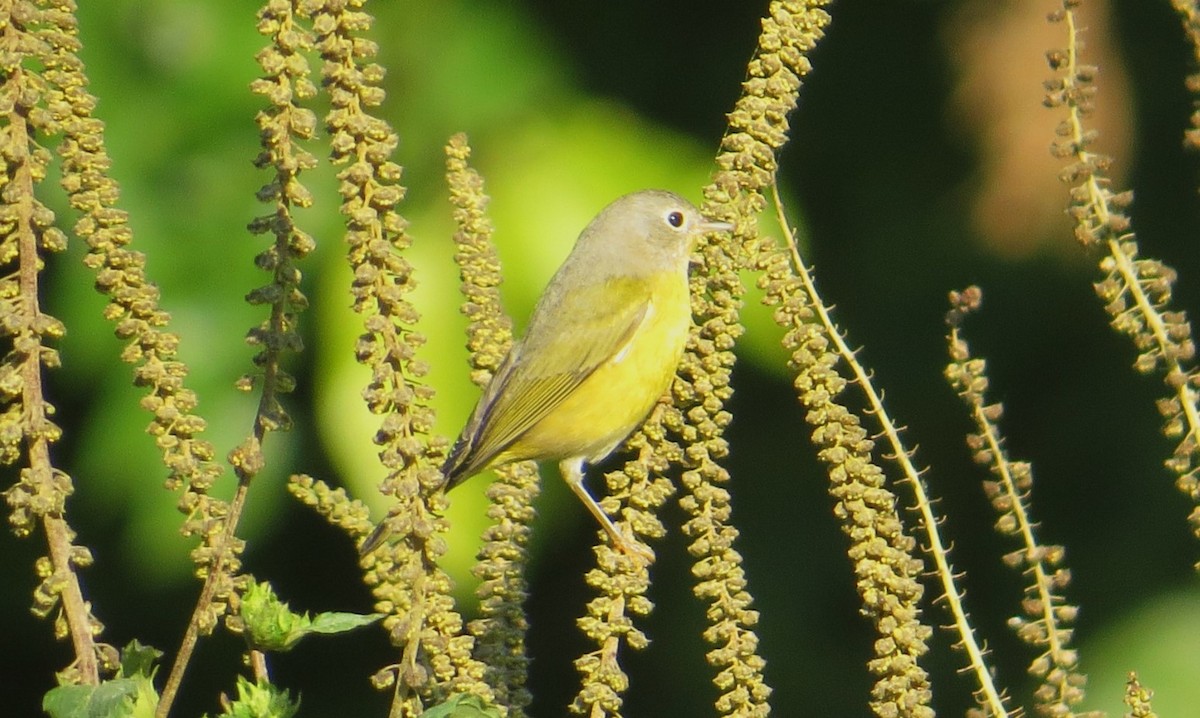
[361,189,733,560]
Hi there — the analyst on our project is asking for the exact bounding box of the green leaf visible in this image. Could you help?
[43,679,141,718]
[305,611,384,636]
[119,640,163,679]
[128,677,159,718]
[237,578,381,651]
[237,580,310,652]
[208,677,299,718]
[418,694,504,718]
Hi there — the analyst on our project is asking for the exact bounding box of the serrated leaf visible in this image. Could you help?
[119,640,163,679]
[239,579,382,651]
[239,580,310,652]
[128,676,159,718]
[417,694,503,718]
[208,677,300,718]
[305,611,384,636]
[43,679,139,718]
[42,685,91,718]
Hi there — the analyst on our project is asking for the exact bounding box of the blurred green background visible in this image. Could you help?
[6,0,1200,716]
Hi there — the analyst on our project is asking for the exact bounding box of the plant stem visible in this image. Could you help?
[156,480,252,718]
[12,103,100,685]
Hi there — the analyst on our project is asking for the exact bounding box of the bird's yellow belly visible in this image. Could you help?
[502,278,690,465]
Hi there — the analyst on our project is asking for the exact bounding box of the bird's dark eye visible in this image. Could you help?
[666,211,684,228]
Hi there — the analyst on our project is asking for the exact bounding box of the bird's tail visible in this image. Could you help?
[357,518,389,557]
[439,437,475,492]
[359,443,472,557]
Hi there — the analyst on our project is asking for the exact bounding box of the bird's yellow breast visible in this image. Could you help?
[501,271,691,465]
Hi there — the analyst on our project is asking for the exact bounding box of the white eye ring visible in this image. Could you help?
[666,210,685,228]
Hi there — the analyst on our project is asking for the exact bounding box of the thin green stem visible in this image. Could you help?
[771,184,1009,717]
[157,480,252,718]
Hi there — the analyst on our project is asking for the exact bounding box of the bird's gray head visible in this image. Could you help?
[573,189,733,274]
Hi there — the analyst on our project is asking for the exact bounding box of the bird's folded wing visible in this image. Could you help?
[446,280,652,480]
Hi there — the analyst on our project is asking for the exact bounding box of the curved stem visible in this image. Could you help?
[156,480,252,717]
[771,183,1009,717]
[10,99,100,684]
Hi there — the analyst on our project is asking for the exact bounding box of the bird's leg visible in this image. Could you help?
[559,458,654,564]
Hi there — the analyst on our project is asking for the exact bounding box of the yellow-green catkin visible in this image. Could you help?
[0,0,116,686]
[258,1,377,552]
[657,3,833,717]
[945,288,1085,717]
[572,424,675,718]
[762,244,933,717]
[571,4,834,715]
[572,360,678,714]
[446,132,533,716]
[58,12,226,588]
[310,3,490,714]
[220,0,321,630]
[1047,2,1200,546]
[46,0,229,638]
[1171,0,1200,151]
[574,313,681,711]
[1123,673,1158,718]
[572,516,656,718]
[708,1,935,713]
[289,474,374,538]
[242,0,320,435]
[573,329,679,705]
[0,7,70,536]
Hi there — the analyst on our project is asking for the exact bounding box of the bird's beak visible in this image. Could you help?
[698,218,734,234]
